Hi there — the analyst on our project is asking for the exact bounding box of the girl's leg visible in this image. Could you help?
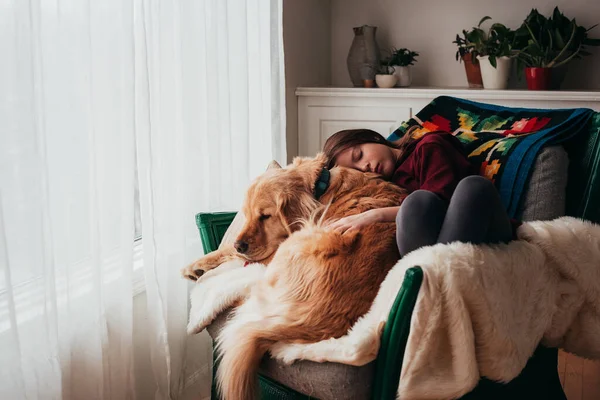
[395,190,447,257]
[437,175,512,245]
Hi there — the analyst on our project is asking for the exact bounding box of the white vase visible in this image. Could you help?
[477,55,511,90]
[392,65,412,87]
[375,74,398,88]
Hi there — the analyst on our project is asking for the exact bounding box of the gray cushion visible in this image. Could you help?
[207,310,374,400]
[207,146,569,399]
[519,146,569,222]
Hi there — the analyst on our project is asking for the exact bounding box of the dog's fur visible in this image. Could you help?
[203,154,408,400]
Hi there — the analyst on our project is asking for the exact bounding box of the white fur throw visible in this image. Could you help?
[187,260,266,334]
[188,216,600,400]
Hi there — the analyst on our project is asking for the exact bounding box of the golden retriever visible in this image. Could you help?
[203,154,408,400]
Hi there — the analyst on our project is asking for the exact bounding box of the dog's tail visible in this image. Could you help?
[216,314,286,400]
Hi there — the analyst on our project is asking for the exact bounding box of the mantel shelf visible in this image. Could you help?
[296,87,600,103]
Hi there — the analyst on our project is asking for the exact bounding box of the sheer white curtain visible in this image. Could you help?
[1,0,136,398]
[136,0,285,398]
[1,0,285,398]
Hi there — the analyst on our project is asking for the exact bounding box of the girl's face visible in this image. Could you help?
[334,142,398,180]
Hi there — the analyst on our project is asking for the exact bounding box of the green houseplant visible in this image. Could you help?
[466,17,516,89]
[514,7,600,90]
[388,47,419,66]
[383,47,419,87]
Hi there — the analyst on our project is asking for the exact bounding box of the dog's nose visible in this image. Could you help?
[234,240,249,254]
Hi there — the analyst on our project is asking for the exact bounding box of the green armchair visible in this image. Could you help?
[195,125,600,399]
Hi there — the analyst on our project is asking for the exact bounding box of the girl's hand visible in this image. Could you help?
[326,209,383,234]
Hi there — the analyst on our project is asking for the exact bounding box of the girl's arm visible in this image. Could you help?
[327,206,399,234]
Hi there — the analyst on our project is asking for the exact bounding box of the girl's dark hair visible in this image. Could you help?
[323,128,414,169]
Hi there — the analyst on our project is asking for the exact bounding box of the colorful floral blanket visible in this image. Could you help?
[388,96,599,218]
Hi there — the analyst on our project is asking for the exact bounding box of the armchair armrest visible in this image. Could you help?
[372,266,423,399]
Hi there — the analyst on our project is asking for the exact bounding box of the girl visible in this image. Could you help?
[323,128,515,256]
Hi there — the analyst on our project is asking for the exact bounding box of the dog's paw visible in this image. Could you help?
[187,283,218,333]
[181,256,220,281]
[187,301,218,334]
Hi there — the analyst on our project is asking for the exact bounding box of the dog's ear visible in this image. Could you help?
[290,153,328,194]
[275,195,292,232]
[267,160,282,170]
[276,191,318,234]
[318,229,361,259]
[339,229,361,253]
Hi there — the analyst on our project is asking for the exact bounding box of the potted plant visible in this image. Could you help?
[373,61,398,88]
[384,47,419,87]
[467,18,515,89]
[514,7,600,90]
[453,18,488,88]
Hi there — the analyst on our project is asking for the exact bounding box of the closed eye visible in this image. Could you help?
[352,147,362,162]
[259,214,271,221]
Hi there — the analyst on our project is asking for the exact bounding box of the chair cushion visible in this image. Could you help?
[218,211,245,249]
[207,310,375,399]
[519,146,569,221]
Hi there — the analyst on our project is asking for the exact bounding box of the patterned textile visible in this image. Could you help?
[387,96,599,218]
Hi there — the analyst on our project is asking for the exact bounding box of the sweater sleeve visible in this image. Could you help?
[413,135,473,202]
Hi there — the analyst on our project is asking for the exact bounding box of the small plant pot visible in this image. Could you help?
[525,67,552,90]
[461,53,483,89]
[391,66,412,87]
[477,55,511,90]
[375,74,398,88]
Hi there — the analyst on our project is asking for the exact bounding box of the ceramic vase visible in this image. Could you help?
[347,25,381,87]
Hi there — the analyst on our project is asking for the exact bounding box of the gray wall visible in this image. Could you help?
[330,0,600,89]
[284,0,332,163]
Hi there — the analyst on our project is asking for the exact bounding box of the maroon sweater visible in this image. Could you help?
[392,131,476,202]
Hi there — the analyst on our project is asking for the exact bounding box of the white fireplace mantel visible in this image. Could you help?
[296,87,600,157]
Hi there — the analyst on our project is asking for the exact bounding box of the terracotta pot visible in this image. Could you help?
[362,79,375,88]
[525,67,552,90]
[462,53,483,89]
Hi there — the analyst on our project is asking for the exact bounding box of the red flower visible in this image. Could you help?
[504,117,551,136]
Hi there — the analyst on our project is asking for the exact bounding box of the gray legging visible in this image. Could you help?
[396,175,513,257]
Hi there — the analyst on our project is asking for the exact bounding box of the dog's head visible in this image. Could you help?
[234,154,327,263]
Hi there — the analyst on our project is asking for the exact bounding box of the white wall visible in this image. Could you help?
[330,0,600,89]
[284,0,332,162]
